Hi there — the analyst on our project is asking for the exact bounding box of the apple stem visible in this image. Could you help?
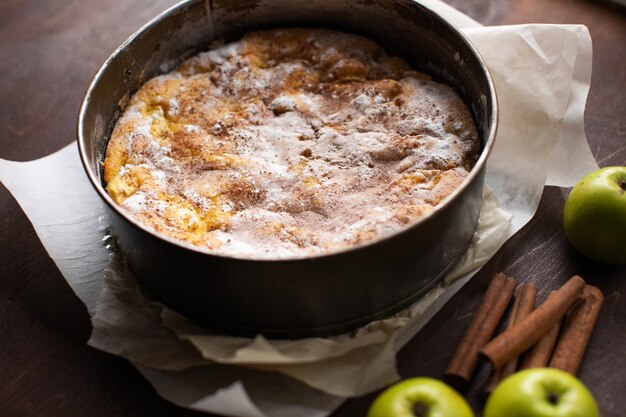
[619,180,626,193]
[547,392,560,405]
[411,403,429,417]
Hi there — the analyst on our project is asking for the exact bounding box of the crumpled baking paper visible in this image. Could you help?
[0,0,598,415]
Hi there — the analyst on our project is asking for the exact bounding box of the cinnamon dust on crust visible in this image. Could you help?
[104,28,480,258]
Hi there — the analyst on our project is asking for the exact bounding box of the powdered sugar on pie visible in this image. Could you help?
[104,28,480,259]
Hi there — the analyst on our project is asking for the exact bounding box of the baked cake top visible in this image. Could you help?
[104,28,480,259]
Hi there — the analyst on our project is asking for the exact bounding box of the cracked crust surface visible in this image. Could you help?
[103,28,480,258]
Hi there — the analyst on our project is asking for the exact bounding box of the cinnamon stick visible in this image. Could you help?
[480,275,586,369]
[484,283,538,394]
[549,285,604,375]
[445,273,517,386]
[520,291,562,369]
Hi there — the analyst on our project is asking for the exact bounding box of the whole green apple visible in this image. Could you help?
[367,377,473,417]
[563,166,626,265]
[484,368,599,417]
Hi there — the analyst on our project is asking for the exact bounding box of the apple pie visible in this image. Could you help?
[103,28,480,258]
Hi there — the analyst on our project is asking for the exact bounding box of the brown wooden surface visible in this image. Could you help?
[1,0,624,416]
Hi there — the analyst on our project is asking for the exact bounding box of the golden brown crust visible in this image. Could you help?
[103,28,480,258]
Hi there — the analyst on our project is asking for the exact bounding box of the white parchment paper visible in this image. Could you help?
[0,0,598,415]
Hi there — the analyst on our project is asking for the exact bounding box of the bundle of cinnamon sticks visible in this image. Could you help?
[445,273,604,394]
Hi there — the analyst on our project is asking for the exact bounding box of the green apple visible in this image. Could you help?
[563,166,626,265]
[484,368,599,417]
[367,377,473,417]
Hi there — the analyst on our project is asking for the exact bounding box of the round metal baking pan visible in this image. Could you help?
[78,0,497,338]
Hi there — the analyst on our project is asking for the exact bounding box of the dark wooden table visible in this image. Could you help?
[1,0,624,416]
